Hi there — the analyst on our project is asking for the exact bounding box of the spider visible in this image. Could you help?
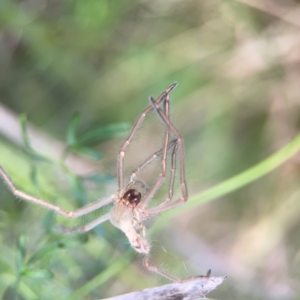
[0,83,204,283]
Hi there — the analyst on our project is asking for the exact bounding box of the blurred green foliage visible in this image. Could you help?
[1,0,300,299]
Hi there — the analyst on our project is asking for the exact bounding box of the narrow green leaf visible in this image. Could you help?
[42,211,55,234]
[151,131,300,233]
[27,243,61,265]
[16,234,27,274]
[19,114,50,163]
[29,165,38,186]
[27,236,87,265]
[26,148,50,163]
[67,112,80,147]
[76,147,103,160]
[78,122,130,145]
[83,173,114,183]
[68,251,134,300]
[70,175,87,206]
[24,269,54,280]
[19,114,30,148]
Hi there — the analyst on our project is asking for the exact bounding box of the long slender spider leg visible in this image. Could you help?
[139,221,184,282]
[143,255,184,283]
[139,94,171,207]
[145,96,188,216]
[117,83,177,192]
[144,258,212,283]
[133,222,182,282]
[149,95,187,197]
[159,95,177,204]
[144,140,178,211]
[129,139,177,182]
[165,141,178,203]
[57,212,110,234]
[161,92,171,185]
[0,166,114,218]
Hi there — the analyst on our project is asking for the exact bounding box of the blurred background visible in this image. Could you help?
[1,0,300,299]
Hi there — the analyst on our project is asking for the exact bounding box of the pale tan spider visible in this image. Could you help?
[0,83,206,282]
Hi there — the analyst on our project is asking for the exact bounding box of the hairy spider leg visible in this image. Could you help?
[57,213,111,233]
[0,166,114,218]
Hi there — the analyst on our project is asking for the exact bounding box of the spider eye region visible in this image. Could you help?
[122,189,141,208]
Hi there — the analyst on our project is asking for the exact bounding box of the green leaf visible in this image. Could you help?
[16,234,27,274]
[25,148,50,163]
[68,251,134,300]
[151,131,300,234]
[29,165,38,186]
[27,242,60,265]
[19,114,30,149]
[83,173,114,183]
[24,269,54,280]
[27,236,88,265]
[76,147,103,160]
[70,175,87,206]
[67,112,80,147]
[19,114,50,163]
[78,122,130,145]
[42,211,55,234]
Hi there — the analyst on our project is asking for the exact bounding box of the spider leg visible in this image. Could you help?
[57,212,110,233]
[159,96,178,204]
[139,93,172,207]
[145,96,188,216]
[117,83,177,192]
[166,141,178,202]
[144,257,212,282]
[127,139,178,197]
[138,221,184,282]
[142,140,178,212]
[143,255,184,283]
[129,139,177,182]
[0,166,114,218]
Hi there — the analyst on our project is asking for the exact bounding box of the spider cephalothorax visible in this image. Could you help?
[121,189,141,208]
[0,83,194,282]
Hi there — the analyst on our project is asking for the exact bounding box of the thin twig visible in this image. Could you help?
[103,273,226,300]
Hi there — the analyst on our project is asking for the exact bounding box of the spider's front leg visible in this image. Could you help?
[0,165,114,233]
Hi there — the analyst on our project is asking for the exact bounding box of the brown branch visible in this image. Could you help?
[103,273,226,300]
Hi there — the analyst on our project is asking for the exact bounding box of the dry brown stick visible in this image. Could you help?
[102,273,226,300]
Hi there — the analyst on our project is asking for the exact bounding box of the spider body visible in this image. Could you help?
[110,189,149,254]
[0,83,204,282]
